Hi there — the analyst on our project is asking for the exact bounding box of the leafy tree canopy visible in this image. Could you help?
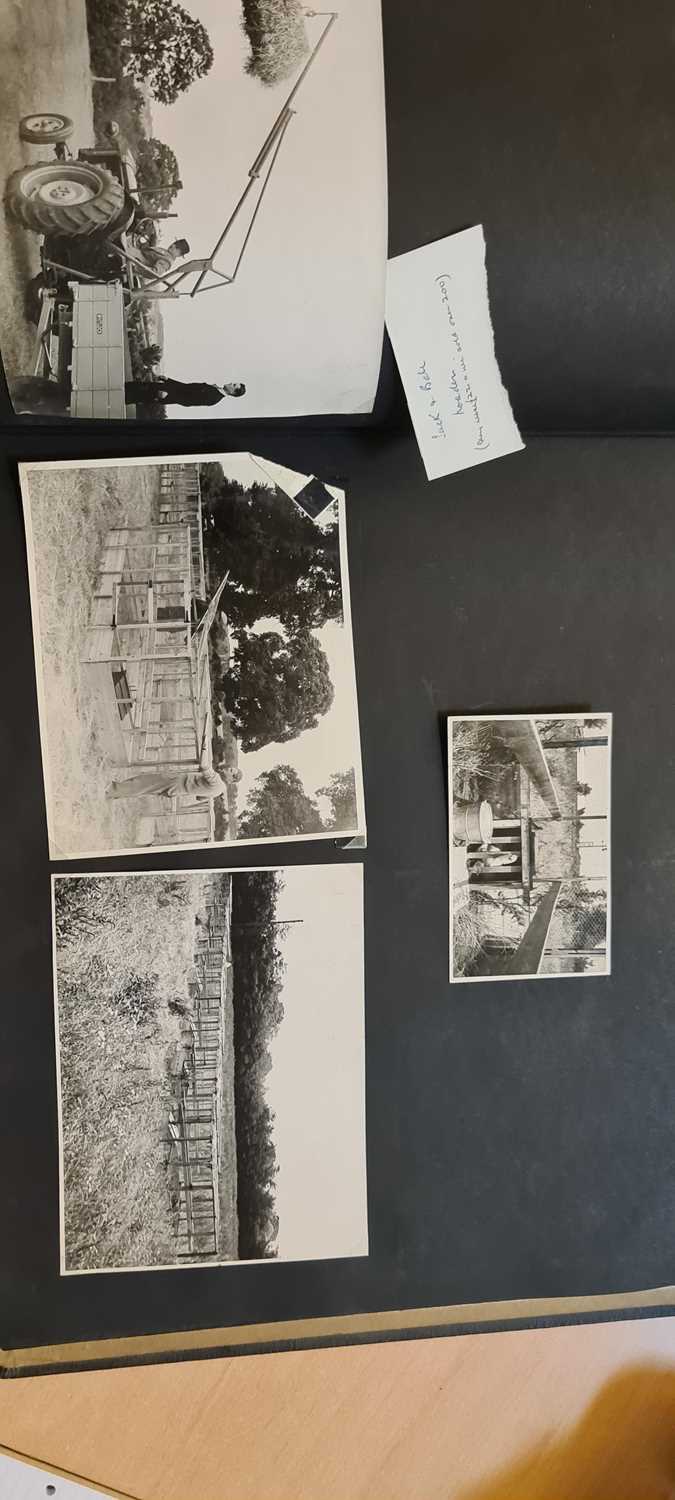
[223,628,334,752]
[239,764,324,839]
[140,342,162,369]
[538,717,607,742]
[231,871,286,1258]
[135,137,182,208]
[317,769,358,831]
[125,0,214,104]
[201,470,342,632]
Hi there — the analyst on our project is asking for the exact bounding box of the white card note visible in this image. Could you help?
[0,1450,120,1498]
[385,226,524,481]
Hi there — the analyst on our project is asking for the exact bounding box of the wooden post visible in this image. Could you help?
[544,737,608,749]
[502,881,563,975]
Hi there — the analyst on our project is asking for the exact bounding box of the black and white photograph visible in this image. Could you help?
[449,713,612,983]
[1,0,385,421]
[52,864,366,1273]
[20,452,365,859]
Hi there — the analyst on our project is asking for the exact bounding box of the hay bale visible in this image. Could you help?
[240,0,310,86]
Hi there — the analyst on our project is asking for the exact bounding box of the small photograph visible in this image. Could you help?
[20,452,365,858]
[449,713,611,983]
[0,0,385,420]
[52,864,366,1273]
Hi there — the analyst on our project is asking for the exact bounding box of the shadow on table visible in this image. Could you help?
[458,1365,675,1500]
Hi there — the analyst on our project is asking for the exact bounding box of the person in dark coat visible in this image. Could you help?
[11,376,245,415]
[123,378,246,407]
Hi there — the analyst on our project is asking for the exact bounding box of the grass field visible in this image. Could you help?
[56,873,200,1270]
[23,464,161,857]
[55,871,238,1271]
[0,0,94,385]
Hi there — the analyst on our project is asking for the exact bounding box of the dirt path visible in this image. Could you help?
[0,0,94,382]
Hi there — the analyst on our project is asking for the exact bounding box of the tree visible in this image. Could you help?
[576,781,592,797]
[230,871,285,1258]
[555,894,607,952]
[223,629,334,751]
[538,717,607,742]
[317,769,358,831]
[140,342,162,370]
[239,764,324,839]
[135,137,182,210]
[124,0,214,105]
[200,470,343,631]
[134,397,167,421]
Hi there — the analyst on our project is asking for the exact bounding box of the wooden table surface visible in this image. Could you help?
[4,1316,675,1499]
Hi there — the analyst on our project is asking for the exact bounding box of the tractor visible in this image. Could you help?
[6,112,148,296]
[4,13,338,418]
[5,112,164,417]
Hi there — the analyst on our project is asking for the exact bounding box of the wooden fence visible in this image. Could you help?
[167,876,232,1260]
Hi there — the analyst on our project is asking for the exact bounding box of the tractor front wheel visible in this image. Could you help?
[5,160,124,237]
[19,112,75,145]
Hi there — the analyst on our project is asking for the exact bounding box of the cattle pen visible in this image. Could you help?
[81,498,225,849]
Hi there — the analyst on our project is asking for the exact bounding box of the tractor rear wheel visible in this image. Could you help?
[19,112,74,145]
[5,160,124,236]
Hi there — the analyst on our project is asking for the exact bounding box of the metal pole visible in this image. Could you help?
[190,12,337,297]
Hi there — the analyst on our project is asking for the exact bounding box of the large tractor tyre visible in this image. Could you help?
[5,161,124,237]
[19,112,75,145]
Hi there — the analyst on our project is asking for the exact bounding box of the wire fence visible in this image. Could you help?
[461,878,609,977]
[540,878,608,975]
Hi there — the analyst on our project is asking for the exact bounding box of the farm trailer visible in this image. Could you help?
[30,279,127,419]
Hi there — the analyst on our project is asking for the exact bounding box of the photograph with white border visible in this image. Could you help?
[449,712,612,983]
[1,0,386,421]
[19,452,366,858]
[52,863,366,1273]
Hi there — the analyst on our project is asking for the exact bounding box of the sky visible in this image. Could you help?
[214,457,364,829]
[577,738,611,879]
[147,0,386,418]
[262,864,367,1260]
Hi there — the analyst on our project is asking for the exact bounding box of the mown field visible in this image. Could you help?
[0,0,95,386]
[23,463,161,856]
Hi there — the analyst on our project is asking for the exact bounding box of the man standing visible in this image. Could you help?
[106,758,227,802]
[11,376,246,416]
[123,378,246,408]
